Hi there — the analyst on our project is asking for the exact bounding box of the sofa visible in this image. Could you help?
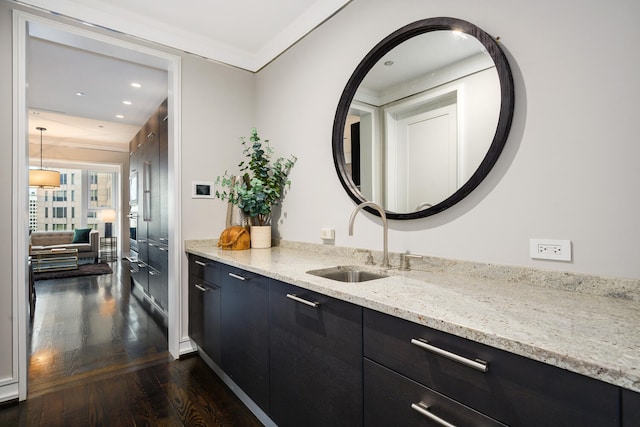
[30,230,99,263]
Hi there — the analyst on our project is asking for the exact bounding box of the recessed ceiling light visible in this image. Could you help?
[131,83,142,88]
[116,114,124,119]
[122,100,132,105]
[76,92,86,96]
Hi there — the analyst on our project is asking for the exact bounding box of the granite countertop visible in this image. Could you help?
[184,240,640,393]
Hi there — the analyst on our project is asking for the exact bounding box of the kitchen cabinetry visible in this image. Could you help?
[188,255,222,364]
[129,99,168,313]
[363,308,620,427]
[220,264,270,411]
[269,279,363,427]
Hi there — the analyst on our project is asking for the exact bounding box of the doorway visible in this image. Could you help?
[13,9,182,400]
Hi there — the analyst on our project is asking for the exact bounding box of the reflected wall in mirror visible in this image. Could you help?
[333,17,514,219]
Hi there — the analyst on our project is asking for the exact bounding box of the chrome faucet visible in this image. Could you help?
[348,201,391,268]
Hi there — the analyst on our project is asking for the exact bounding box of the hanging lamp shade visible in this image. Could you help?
[29,127,60,188]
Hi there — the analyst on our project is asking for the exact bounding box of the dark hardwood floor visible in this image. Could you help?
[0,260,262,426]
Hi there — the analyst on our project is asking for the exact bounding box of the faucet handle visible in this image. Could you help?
[399,253,423,271]
[355,249,375,265]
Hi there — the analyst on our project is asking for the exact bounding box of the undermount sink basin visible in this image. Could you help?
[306,265,388,283]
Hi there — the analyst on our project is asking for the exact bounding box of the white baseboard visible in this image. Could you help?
[179,337,197,356]
[0,381,19,403]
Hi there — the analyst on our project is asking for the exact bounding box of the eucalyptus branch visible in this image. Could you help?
[215,128,296,226]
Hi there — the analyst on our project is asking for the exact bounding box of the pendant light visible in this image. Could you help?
[29,127,60,188]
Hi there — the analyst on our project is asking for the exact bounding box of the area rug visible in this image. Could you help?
[33,262,113,281]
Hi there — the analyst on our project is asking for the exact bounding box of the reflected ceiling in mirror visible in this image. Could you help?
[333,17,514,219]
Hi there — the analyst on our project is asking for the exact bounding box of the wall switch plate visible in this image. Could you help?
[530,239,572,261]
[320,227,335,240]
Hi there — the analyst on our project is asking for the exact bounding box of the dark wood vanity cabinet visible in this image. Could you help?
[188,255,221,364]
[363,309,620,427]
[187,258,635,426]
[219,264,270,412]
[269,279,363,427]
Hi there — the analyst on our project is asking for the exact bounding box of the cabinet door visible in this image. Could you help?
[365,359,505,427]
[220,264,270,411]
[158,100,169,243]
[130,260,148,293]
[364,309,620,427]
[623,389,640,427]
[269,279,363,427]
[143,116,160,242]
[188,275,222,365]
[188,274,205,351]
[148,241,168,310]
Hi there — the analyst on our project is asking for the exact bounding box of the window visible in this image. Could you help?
[52,207,67,218]
[53,190,67,202]
[88,171,114,208]
[29,167,118,236]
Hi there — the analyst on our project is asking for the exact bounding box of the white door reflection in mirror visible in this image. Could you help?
[344,30,501,214]
[398,103,457,212]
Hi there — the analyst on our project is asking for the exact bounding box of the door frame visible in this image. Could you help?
[12,9,183,400]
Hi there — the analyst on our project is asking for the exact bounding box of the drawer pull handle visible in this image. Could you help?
[411,402,457,427]
[411,338,488,373]
[228,272,247,281]
[195,284,207,292]
[286,293,319,308]
[195,260,207,266]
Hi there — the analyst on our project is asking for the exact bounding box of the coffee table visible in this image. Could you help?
[31,248,79,273]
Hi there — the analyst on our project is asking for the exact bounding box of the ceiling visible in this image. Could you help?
[21,0,351,152]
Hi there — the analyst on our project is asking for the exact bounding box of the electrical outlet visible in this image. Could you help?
[530,239,572,261]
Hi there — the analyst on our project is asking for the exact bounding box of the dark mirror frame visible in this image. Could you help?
[332,17,515,219]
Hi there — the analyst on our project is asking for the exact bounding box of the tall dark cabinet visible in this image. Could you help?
[129,99,169,313]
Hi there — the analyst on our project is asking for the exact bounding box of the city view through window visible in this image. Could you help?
[29,168,117,238]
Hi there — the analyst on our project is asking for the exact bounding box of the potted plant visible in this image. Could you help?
[215,128,296,248]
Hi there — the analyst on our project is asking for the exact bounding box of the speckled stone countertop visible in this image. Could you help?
[185,239,640,393]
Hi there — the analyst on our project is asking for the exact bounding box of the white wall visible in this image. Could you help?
[179,53,254,333]
[255,0,640,280]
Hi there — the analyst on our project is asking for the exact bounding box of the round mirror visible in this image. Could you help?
[332,17,514,219]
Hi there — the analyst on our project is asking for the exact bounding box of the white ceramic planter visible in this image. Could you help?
[250,225,272,249]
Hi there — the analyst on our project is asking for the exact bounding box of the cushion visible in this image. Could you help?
[72,228,92,244]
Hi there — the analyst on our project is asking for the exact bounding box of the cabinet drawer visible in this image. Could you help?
[148,241,168,273]
[365,358,505,427]
[188,255,220,284]
[364,309,619,427]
